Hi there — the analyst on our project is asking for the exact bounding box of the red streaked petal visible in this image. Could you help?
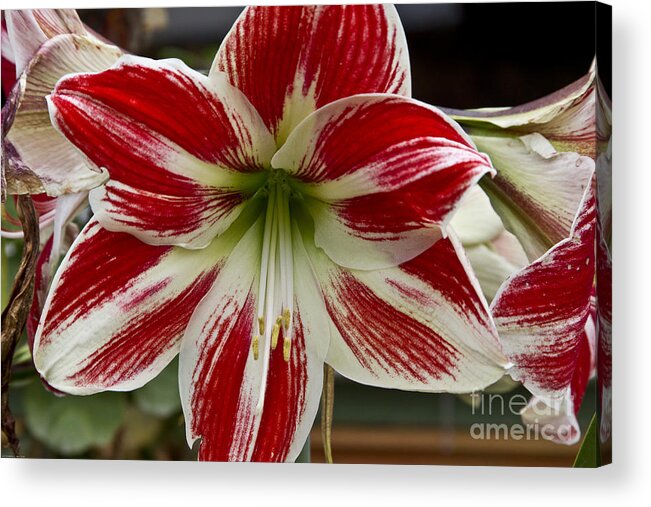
[180,219,328,462]
[305,229,507,392]
[491,186,596,400]
[87,180,253,250]
[51,55,276,170]
[213,5,410,144]
[251,224,329,462]
[520,320,594,446]
[32,218,239,394]
[49,55,274,247]
[274,94,493,269]
[26,192,87,347]
[179,218,264,462]
[249,310,314,463]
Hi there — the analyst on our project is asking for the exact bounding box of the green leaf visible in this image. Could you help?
[573,413,600,468]
[133,358,181,418]
[23,381,127,456]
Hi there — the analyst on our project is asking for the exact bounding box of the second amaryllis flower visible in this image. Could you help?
[33,5,508,462]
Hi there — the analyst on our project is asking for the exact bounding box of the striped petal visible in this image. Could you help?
[212,5,410,145]
[3,34,121,196]
[48,55,276,248]
[32,217,243,394]
[273,94,494,270]
[520,314,596,446]
[491,186,596,401]
[446,64,597,158]
[253,224,329,462]
[26,192,86,346]
[180,219,329,462]
[4,9,85,77]
[304,228,508,393]
[475,133,594,261]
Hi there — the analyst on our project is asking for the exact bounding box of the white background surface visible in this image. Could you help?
[0,0,648,505]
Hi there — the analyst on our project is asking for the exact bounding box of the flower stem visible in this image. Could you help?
[1,195,39,456]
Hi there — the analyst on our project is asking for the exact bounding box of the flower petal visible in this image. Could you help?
[26,192,86,346]
[465,242,523,302]
[48,55,275,248]
[5,9,85,76]
[251,224,329,462]
[491,186,596,401]
[3,34,120,196]
[213,5,410,144]
[446,65,596,158]
[597,229,612,444]
[179,219,329,462]
[1,13,17,95]
[520,394,581,446]
[520,314,595,446]
[178,218,264,462]
[450,186,504,245]
[303,227,507,392]
[32,217,240,394]
[27,235,54,348]
[273,94,494,269]
[475,133,594,261]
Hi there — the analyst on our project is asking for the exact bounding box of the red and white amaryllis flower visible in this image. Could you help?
[33,5,508,461]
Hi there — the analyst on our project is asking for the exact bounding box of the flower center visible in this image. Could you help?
[252,170,294,369]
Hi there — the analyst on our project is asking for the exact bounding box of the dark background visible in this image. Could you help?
[79,2,600,110]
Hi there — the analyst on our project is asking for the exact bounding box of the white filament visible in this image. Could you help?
[254,174,294,415]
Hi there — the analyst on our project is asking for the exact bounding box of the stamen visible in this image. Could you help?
[252,335,259,360]
[271,316,282,349]
[282,308,291,330]
[283,336,291,362]
[253,171,296,414]
[254,185,277,340]
[281,189,294,357]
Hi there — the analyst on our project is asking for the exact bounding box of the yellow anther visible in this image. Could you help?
[258,316,265,336]
[252,335,259,360]
[282,308,291,329]
[283,336,291,362]
[271,317,282,349]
